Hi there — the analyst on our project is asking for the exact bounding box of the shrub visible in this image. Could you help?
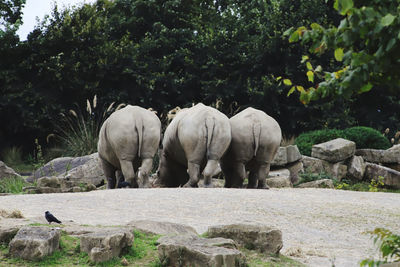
[343,126,391,150]
[295,127,391,156]
[294,129,343,156]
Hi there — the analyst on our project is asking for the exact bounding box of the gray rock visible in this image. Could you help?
[302,156,324,173]
[347,156,366,180]
[269,169,290,178]
[37,187,62,194]
[128,220,198,237]
[364,163,400,189]
[28,156,75,182]
[266,177,292,188]
[302,156,347,180]
[356,148,400,164]
[37,177,61,188]
[312,138,356,162]
[58,153,104,188]
[157,235,245,267]
[271,147,287,167]
[297,179,334,189]
[9,226,61,260]
[207,224,283,254]
[322,162,347,181]
[80,229,134,263]
[287,161,304,184]
[0,226,19,244]
[0,161,21,179]
[286,145,302,163]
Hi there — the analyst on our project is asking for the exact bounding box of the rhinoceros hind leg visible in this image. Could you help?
[255,163,270,189]
[184,162,200,187]
[120,159,138,188]
[138,158,153,188]
[100,158,117,189]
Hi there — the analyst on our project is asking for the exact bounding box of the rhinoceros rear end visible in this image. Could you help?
[155,103,231,188]
[221,107,281,189]
[98,105,161,189]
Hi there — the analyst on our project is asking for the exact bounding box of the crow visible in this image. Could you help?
[45,211,61,224]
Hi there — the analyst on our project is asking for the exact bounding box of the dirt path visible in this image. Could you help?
[1,188,399,266]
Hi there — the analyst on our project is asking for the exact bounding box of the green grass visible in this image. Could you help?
[334,179,400,193]
[241,248,306,267]
[0,176,30,194]
[0,230,162,267]
[294,170,333,187]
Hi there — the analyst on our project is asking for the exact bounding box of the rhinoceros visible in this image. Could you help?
[154,103,231,187]
[98,105,161,189]
[221,107,281,189]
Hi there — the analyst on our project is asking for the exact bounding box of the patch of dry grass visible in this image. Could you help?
[0,209,24,218]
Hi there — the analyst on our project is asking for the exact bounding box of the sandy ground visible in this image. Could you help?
[0,188,399,266]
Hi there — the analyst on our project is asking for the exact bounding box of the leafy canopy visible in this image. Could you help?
[283,0,400,104]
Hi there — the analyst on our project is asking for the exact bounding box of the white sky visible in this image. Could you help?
[17,0,96,40]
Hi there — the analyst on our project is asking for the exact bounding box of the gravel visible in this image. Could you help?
[1,188,399,266]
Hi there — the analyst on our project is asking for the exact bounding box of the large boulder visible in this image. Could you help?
[266,169,292,188]
[27,153,104,187]
[0,226,20,244]
[128,220,198,237]
[271,145,302,167]
[286,161,304,184]
[356,147,400,164]
[311,138,355,163]
[347,156,366,180]
[302,156,347,180]
[0,161,21,179]
[80,229,134,263]
[58,153,104,187]
[364,163,400,189]
[157,235,245,267]
[207,224,283,254]
[9,226,61,260]
[296,179,334,189]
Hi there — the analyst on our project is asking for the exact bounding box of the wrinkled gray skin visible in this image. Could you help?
[155,103,231,188]
[221,107,282,189]
[98,105,161,189]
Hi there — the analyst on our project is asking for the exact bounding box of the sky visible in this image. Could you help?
[17,0,96,40]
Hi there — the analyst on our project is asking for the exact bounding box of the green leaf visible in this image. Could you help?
[276,76,282,81]
[283,79,292,86]
[334,48,344,61]
[315,65,322,72]
[301,55,309,63]
[283,27,293,36]
[307,71,314,82]
[336,0,353,15]
[381,14,396,27]
[287,86,295,96]
[386,38,396,51]
[306,62,313,70]
[359,83,373,93]
[310,23,322,30]
[289,31,299,43]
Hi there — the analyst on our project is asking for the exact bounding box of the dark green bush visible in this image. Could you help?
[343,126,391,150]
[295,127,391,156]
[294,129,343,156]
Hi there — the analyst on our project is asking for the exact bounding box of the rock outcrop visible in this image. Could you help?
[0,161,21,179]
[80,229,134,263]
[296,179,334,189]
[311,138,356,162]
[157,235,245,267]
[9,226,61,260]
[207,224,283,254]
[364,163,400,189]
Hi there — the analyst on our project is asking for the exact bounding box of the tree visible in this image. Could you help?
[284,0,400,103]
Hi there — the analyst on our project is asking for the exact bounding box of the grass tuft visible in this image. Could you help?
[0,176,30,194]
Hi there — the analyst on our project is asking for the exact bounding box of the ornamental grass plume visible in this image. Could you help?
[54,95,124,156]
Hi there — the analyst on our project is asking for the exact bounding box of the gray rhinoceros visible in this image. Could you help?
[154,103,231,187]
[98,105,161,188]
[221,107,281,189]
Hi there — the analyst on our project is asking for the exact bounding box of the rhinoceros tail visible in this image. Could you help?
[135,117,143,157]
[253,121,261,157]
[205,117,215,158]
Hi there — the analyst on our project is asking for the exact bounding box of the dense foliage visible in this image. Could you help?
[0,0,399,155]
[295,127,391,156]
[284,0,400,103]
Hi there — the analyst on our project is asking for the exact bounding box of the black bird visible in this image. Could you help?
[45,211,61,224]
